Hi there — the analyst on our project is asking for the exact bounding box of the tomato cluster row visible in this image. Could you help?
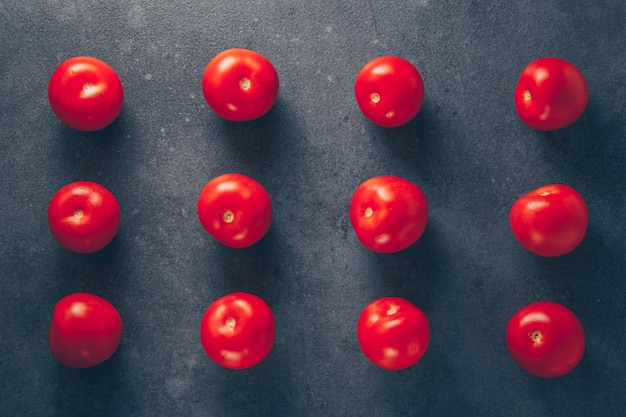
[48,51,589,132]
[47,50,590,377]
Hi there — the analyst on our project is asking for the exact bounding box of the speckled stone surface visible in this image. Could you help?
[1,1,625,416]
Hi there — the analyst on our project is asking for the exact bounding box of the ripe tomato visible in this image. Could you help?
[510,184,588,257]
[514,57,588,131]
[200,292,276,369]
[350,175,428,253]
[48,181,121,254]
[48,56,124,131]
[354,56,425,128]
[357,297,430,371]
[506,301,585,378]
[197,173,273,248]
[49,293,123,368]
[201,48,279,121]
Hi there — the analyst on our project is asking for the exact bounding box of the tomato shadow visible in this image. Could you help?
[202,97,303,175]
[49,113,128,182]
[356,221,445,312]
[536,98,624,196]
[49,232,127,300]
[50,351,132,416]
[360,97,444,175]
[194,355,293,416]
[521,365,603,415]
[196,227,282,299]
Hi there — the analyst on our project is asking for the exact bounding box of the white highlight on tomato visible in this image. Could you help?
[375,233,390,245]
[539,105,551,121]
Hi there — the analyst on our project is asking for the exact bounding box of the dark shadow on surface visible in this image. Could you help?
[203,98,297,174]
[48,109,131,188]
[51,350,130,417]
[356,212,451,318]
[363,101,438,170]
[50,234,124,294]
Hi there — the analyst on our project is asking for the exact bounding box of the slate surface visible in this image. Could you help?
[1,1,625,416]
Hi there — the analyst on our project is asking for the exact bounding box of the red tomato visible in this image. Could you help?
[201,48,279,121]
[510,184,588,257]
[354,56,425,128]
[197,173,273,248]
[514,57,588,131]
[357,297,430,370]
[200,292,276,369]
[49,293,123,368]
[48,181,121,254]
[506,301,585,378]
[48,56,124,131]
[350,175,428,253]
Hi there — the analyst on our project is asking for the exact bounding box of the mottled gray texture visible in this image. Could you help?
[1,0,625,416]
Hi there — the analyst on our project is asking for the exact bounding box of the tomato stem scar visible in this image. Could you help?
[239,78,251,91]
[370,93,380,103]
[74,209,84,219]
[223,210,234,223]
[365,207,374,218]
[386,305,398,315]
[529,329,544,344]
[524,90,531,101]
[226,317,236,329]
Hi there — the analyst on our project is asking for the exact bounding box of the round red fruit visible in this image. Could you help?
[48,56,124,131]
[49,293,123,368]
[514,57,588,131]
[350,175,428,253]
[48,181,121,254]
[202,48,279,121]
[506,301,585,378]
[357,297,430,370]
[354,56,425,127]
[510,184,588,257]
[197,173,273,248]
[200,292,276,369]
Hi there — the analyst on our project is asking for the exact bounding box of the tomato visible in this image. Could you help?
[506,301,585,378]
[49,293,123,368]
[350,175,428,253]
[357,297,430,370]
[197,173,273,248]
[201,48,279,121]
[48,56,124,131]
[200,292,276,369]
[354,56,425,128]
[510,184,588,257]
[47,181,121,254]
[514,57,588,131]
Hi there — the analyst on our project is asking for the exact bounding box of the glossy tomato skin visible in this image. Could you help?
[357,297,430,370]
[506,301,585,378]
[197,173,273,248]
[48,181,121,254]
[49,293,123,368]
[350,175,428,253]
[510,184,588,257]
[200,292,276,369]
[354,56,425,128]
[48,56,124,131]
[514,57,588,131]
[202,48,279,121]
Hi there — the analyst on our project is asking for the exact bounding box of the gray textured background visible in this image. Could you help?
[1,1,625,416]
